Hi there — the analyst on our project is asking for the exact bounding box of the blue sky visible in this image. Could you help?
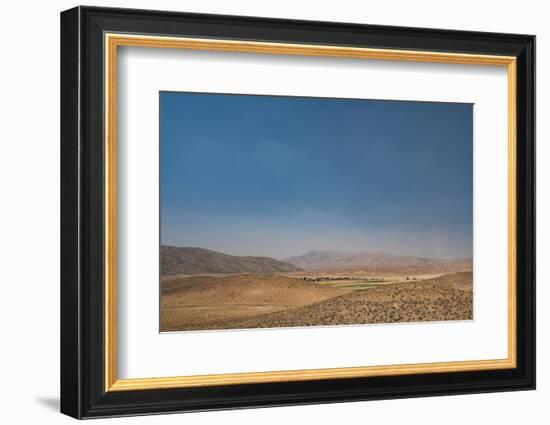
[160,92,473,259]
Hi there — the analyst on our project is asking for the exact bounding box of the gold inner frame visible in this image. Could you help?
[104,33,517,392]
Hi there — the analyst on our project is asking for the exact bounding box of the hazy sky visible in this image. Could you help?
[160,92,473,259]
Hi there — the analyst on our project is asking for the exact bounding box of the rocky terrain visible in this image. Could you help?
[219,271,473,329]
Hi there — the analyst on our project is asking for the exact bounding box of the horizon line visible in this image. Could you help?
[160,244,473,262]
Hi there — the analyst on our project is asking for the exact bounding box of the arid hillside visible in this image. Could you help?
[221,271,473,329]
[161,271,472,332]
[161,274,348,332]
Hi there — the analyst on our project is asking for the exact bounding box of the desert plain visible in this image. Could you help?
[160,246,473,332]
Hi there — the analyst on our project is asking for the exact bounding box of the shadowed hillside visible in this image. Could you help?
[161,246,303,275]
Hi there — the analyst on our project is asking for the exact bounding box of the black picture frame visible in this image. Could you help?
[61,5,535,419]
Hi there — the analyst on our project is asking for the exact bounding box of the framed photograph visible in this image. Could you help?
[60,6,535,419]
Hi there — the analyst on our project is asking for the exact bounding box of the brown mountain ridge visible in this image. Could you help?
[161,246,302,275]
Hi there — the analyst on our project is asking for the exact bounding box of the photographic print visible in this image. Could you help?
[160,92,473,332]
[61,9,535,416]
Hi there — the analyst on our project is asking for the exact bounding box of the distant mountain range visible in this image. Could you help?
[161,246,472,276]
[283,250,472,271]
[161,246,302,275]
